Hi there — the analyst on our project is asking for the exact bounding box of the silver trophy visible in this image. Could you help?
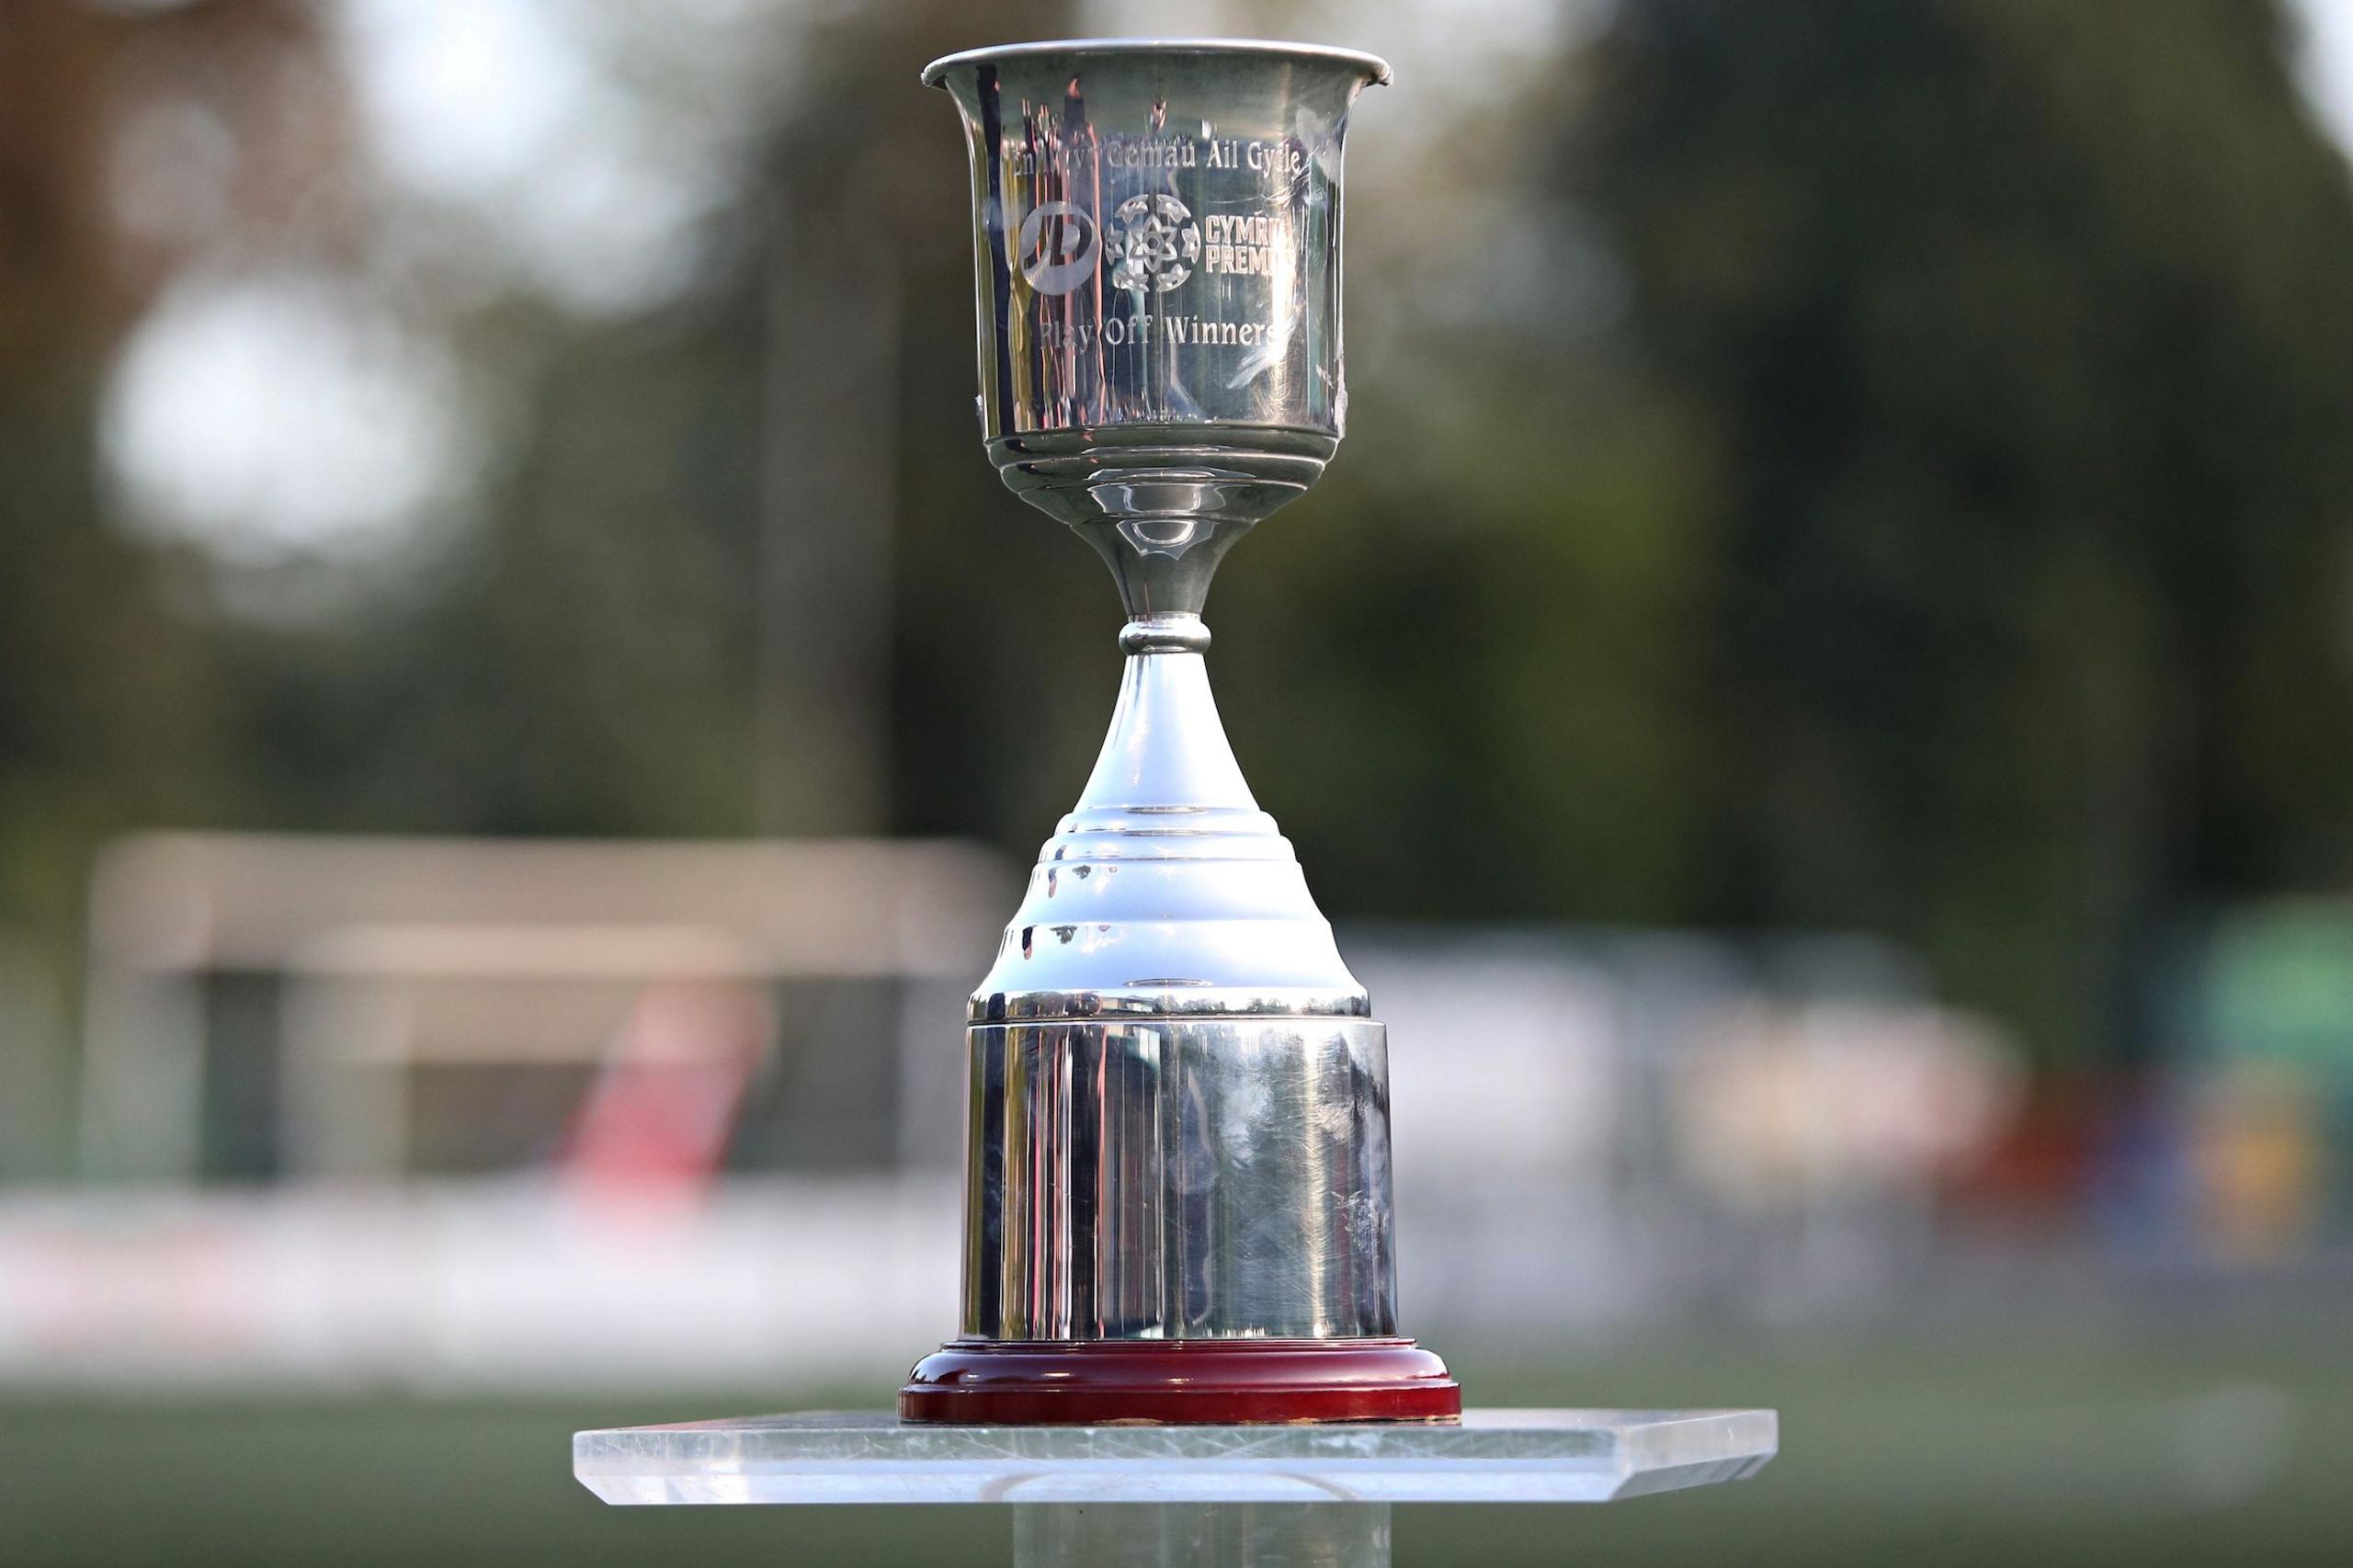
[903,39,1457,1424]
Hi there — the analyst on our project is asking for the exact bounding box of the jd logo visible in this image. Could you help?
[1106,193,1200,294]
[1017,201,1098,296]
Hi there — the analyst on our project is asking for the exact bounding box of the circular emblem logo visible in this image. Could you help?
[1105,193,1200,294]
[1016,201,1099,296]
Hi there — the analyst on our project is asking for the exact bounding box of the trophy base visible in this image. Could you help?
[898,1338,1461,1426]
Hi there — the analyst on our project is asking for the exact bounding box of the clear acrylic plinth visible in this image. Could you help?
[572,1408,1777,1506]
[575,1410,1777,1565]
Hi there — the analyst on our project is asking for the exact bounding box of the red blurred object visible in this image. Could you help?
[1948,1073,2101,1219]
[563,979,767,1202]
[899,1338,1461,1425]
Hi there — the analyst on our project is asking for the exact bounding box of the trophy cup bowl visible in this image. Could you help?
[904,39,1460,1425]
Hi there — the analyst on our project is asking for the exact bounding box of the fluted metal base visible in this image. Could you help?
[961,1018,1396,1343]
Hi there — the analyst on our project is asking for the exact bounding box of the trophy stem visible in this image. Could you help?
[1082,615,1253,815]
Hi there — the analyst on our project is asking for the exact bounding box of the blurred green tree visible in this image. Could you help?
[1514,0,2353,1056]
[2,0,349,885]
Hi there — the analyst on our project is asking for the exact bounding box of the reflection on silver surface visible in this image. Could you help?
[964,1018,1394,1340]
[925,41,1375,437]
[970,628,1369,1026]
[927,41,1385,619]
[924,41,1404,1348]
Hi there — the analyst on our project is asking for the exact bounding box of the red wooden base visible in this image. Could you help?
[898,1337,1461,1426]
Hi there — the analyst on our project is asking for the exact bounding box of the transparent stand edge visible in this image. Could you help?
[573,1408,1779,1506]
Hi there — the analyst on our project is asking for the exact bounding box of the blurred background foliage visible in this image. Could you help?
[13,0,2353,1096]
